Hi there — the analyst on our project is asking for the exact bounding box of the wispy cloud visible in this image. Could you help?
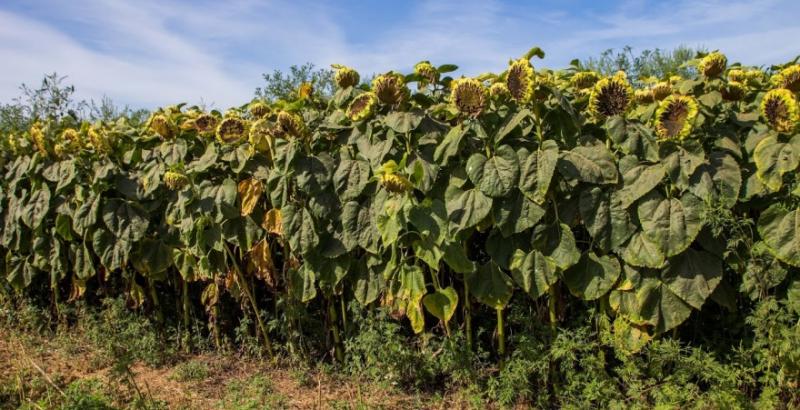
[1,0,798,109]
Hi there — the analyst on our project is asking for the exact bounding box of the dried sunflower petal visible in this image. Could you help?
[450,78,486,117]
[761,88,799,133]
[347,92,378,122]
[699,52,727,78]
[216,117,248,144]
[194,113,219,134]
[148,114,176,139]
[248,101,270,118]
[506,58,535,103]
[276,111,305,139]
[654,95,699,140]
[414,61,439,87]
[589,76,633,120]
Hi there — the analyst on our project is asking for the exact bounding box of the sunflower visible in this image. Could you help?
[249,118,273,154]
[216,117,248,144]
[414,61,439,87]
[30,123,49,156]
[88,126,112,154]
[760,89,799,133]
[194,113,219,134]
[635,89,654,105]
[346,92,378,122]
[298,83,314,100]
[489,82,510,99]
[506,58,535,103]
[727,69,745,83]
[54,129,82,158]
[372,73,408,105]
[248,101,270,118]
[333,65,360,89]
[148,113,176,139]
[588,76,633,119]
[164,171,189,190]
[275,111,305,139]
[699,52,727,78]
[654,95,699,140]
[571,71,600,90]
[380,173,413,193]
[722,81,745,101]
[771,65,800,93]
[450,78,487,117]
[651,82,672,101]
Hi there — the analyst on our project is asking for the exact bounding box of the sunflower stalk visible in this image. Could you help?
[224,243,274,359]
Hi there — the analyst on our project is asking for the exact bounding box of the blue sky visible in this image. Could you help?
[1,0,798,109]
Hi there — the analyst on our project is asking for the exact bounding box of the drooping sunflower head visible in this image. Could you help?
[414,61,439,87]
[297,82,314,100]
[505,58,535,103]
[651,82,672,101]
[380,173,413,193]
[489,82,510,100]
[148,113,176,139]
[54,128,82,158]
[635,89,654,105]
[722,81,745,101]
[728,69,745,82]
[164,171,190,190]
[346,92,378,122]
[571,71,600,90]
[372,72,408,105]
[450,78,487,117]
[333,65,360,89]
[654,95,699,140]
[276,111,306,139]
[699,52,727,78]
[29,122,49,156]
[194,113,219,134]
[216,117,248,144]
[760,88,799,133]
[771,65,800,93]
[88,125,112,154]
[248,101,271,119]
[248,118,273,154]
[588,76,633,119]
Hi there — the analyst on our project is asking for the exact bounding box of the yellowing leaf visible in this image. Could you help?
[249,239,277,287]
[263,208,283,236]
[238,178,263,216]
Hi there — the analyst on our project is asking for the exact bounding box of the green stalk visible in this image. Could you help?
[464,279,473,350]
[339,293,348,335]
[496,307,506,360]
[147,279,164,325]
[181,277,191,352]
[328,298,344,363]
[211,303,222,351]
[224,244,274,359]
[548,285,558,333]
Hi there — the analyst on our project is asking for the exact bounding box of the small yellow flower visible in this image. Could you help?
[654,95,699,140]
[372,73,408,105]
[699,52,727,78]
[651,82,672,101]
[450,78,487,117]
[346,92,378,122]
[216,117,248,144]
[571,71,600,90]
[333,65,360,88]
[164,171,189,190]
[248,101,270,118]
[771,65,800,93]
[760,89,799,133]
[588,76,633,120]
[414,61,439,87]
[380,173,413,193]
[506,58,535,103]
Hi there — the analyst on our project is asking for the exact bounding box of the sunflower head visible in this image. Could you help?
[635,89,654,105]
[727,69,745,82]
[88,126,112,154]
[164,171,189,190]
[346,92,378,122]
[571,71,600,90]
[248,101,270,119]
[380,173,413,193]
[760,88,799,133]
[450,78,487,117]
[275,111,306,139]
[372,73,408,105]
[414,61,439,87]
[216,117,248,144]
[589,76,633,120]
[506,58,535,103]
[722,81,745,101]
[771,65,800,93]
[249,118,273,154]
[669,75,683,85]
[148,113,176,139]
[654,95,699,140]
[194,113,219,134]
[699,52,727,78]
[334,65,360,89]
[489,82,510,99]
[54,128,83,158]
[29,123,50,156]
[651,82,672,101]
[297,82,314,100]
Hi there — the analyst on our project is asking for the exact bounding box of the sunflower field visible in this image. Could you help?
[2,47,800,406]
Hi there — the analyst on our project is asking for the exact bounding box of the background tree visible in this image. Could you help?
[579,45,701,84]
[255,62,335,102]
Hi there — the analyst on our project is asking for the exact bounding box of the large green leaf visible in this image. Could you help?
[557,139,618,184]
[422,287,459,327]
[333,155,371,201]
[398,264,427,333]
[509,249,557,299]
[493,190,545,237]
[433,123,466,166]
[465,262,513,309]
[465,145,519,198]
[753,134,800,192]
[446,188,493,231]
[518,140,559,204]
[102,199,149,242]
[637,192,704,257]
[341,200,380,254]
[662,249,722,310]
[689,151,742,208]
[563,252,621,300]
[579,187,635,252]
[384,111,424,133]
[282,204,319,255]
[616,158,664,209]
[758,204,800,266]
[20,185,51,230]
